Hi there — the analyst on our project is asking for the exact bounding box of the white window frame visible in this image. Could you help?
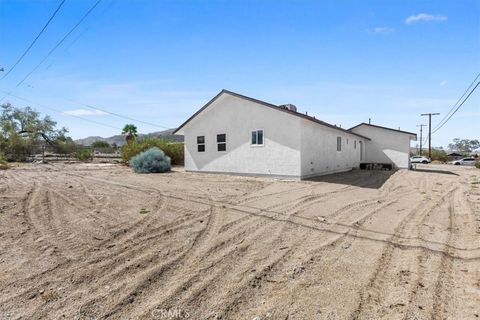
[251,129,264,147]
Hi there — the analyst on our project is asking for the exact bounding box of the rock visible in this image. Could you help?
[127,296,134,304]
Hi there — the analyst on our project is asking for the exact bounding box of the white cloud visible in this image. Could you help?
[405,13,447,24]
[440,80,447,86]
[63,109,107,116]
[372,27,395,34]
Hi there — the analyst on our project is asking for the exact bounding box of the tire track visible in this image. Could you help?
[350,186,457,320]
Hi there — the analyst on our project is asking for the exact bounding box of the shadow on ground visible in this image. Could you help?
[413,168,459,176]
[305,169,396,189]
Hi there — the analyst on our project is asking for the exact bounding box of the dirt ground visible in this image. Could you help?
[0,163,479,320]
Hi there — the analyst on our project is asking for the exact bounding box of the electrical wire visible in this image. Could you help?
[432,79,480,134]
[432,72,480,132]
[15,0,103,88]
[0,89,122,130]
[0,0,66,80]
[25,84,170,129]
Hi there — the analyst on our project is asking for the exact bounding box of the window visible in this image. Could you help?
[197,136,205,152]
[354,140,357,149]
[251,130,264,145]
[217,133,226,151]
[337,137,342,151]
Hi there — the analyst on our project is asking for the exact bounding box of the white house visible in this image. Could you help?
[348,123,417,169]
[173,90,416,179]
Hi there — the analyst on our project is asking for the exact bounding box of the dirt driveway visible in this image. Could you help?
[0,163,479,319]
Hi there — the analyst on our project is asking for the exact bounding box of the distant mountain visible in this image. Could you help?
[75,129,183,146]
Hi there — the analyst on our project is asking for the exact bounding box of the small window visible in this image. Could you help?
[354,140,357,149]
[337,137,342,151]
[197,136,205,152]
[217,133,226,152]
[251,130,264,145]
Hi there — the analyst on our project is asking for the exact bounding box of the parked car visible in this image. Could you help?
[449,158,477,166]
[410,156,431,164]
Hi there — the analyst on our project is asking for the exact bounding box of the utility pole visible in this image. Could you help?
[416,124,427,155]
[421,113,440,159]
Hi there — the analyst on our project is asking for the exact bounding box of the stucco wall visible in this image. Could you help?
[350,125,413,168]
[179,94,303,178]
[300,120,366,178]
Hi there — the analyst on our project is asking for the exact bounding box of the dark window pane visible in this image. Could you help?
[218,143,226,151]
[258,130,263,144]
[251,131,256,144]
[217,134,226,143]
[198,144,205,152]
[337,137,342,151]
[197,136,205,144]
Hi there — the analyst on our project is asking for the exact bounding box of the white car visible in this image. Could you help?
[410,156,431,164]
[450,158,477,166]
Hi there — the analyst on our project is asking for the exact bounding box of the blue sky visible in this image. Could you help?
[0,0,478,148]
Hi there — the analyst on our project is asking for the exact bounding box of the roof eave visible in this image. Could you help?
[349,123,417,139]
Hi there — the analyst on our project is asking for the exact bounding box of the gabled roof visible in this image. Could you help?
[349,122,417,139]
[173,89,370,140]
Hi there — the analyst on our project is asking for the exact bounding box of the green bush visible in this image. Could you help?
[476,161,480,169]
[0,152,9,170]
[130,147,171,173]
[121,138,184,165]
[91,140,110,148]
[75,149,93,161]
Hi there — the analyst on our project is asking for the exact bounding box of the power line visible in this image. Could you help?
[25,84,170,129]
[15,0,103,88]
[0,0,66,80]
[43,0,117,72]
[432,72,480,132]
[0,89,122,130]
[432,79,480,134]
[53,93,170,129]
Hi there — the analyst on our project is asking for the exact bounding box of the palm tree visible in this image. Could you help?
[122,124,138,143]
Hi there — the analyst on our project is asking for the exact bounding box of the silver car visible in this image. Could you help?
[450,158,477,166]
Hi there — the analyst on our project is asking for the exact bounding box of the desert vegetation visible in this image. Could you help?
[0,152,9,170]
[130,147,171,173]
[0,103,101,163]
[120,137,183,165]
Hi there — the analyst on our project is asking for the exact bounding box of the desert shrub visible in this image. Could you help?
[53,139,78,156]
[476,161,480,169]
[75,149,93,161]
[130,147,171,173]
[121,138,183,165]
[430,149,448,162]
[0,152,9,170]
[90,140,110,148]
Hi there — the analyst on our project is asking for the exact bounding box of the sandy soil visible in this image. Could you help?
[0,163,479,320]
